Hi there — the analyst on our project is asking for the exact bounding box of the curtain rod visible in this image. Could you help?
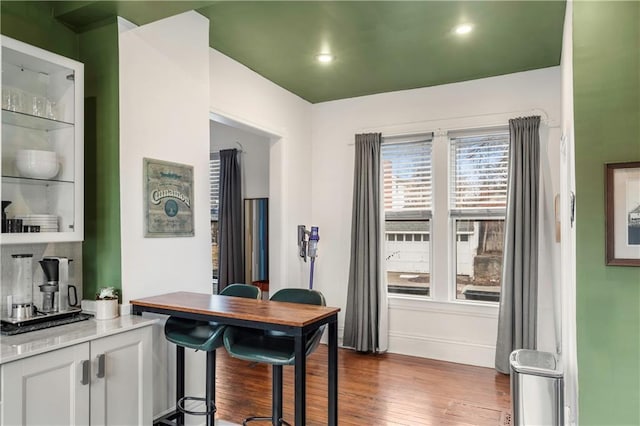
[348,108,559,145]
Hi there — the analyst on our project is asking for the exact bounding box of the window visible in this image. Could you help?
[382,135,432,297]
[210,152,220,282]
[210,152,220,220]
[381,128,508,303]
[449,130,508,302]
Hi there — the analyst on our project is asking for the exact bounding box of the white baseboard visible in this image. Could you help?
[323,326,495,368]
[388,330,495,368]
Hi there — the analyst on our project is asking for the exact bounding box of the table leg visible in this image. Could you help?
[294,333,307,426]
[328,319,338,426]
[177,345,185,426]
[206,350,216,426]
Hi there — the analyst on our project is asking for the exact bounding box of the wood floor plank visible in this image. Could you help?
[211,344,511,425]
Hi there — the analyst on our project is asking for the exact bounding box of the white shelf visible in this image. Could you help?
[2,109,74,131]
[2,175,75,185]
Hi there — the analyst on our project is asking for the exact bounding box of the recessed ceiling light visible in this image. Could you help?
[316,53,335,63]
[454,24,473,35]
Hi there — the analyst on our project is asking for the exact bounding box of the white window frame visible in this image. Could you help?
[383,126,508,307]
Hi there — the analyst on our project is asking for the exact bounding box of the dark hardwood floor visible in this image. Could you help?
[212,344,511,425]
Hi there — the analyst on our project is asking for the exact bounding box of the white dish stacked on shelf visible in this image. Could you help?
[14,214,58,232]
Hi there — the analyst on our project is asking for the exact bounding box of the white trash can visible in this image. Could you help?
[510,349,564,426]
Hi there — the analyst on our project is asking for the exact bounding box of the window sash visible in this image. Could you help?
[449,131,509,212]
[452,218,504,302]
[382,136,433,219]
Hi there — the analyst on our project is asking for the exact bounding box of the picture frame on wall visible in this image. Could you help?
[143,158,194,237]
[605,161,640,266]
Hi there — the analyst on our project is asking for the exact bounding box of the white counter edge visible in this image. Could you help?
[0,314,158,365]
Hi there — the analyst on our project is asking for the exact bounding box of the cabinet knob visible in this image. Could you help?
[80,360,90,385]
[96,353,106,378]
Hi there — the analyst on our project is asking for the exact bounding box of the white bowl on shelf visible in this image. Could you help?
[15,149,60,179]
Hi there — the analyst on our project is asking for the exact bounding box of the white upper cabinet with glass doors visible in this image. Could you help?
[1,36,83,244]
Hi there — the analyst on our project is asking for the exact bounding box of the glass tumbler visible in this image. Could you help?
[32,95,46,117]
[11,254,34,306]
[5,87,25,112]
[1,86,10,110]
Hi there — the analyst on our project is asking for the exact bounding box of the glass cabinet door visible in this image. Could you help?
[1,36,83,244]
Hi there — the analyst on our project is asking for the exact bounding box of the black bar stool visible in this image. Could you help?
[223,288,326,426]
[157,284,261,426]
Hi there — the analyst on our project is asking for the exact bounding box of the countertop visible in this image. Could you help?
[0,314,158,365]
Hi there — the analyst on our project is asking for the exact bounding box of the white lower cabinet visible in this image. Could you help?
[1,342,90,425]
[1,326,152,426]
[89,327,152,426]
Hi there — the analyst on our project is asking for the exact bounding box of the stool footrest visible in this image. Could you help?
[177,396,216,416]
[243,416,291,426]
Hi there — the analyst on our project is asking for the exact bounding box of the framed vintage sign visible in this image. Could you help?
[606,161,640,266]
[144,158,194,237]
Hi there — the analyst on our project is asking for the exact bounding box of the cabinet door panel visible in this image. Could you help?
[1,343,90,425]
[90,327,152,426]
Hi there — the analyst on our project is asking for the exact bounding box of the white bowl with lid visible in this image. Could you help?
[15,149,60,179]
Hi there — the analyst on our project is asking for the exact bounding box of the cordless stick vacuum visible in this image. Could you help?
[297,225,320,289]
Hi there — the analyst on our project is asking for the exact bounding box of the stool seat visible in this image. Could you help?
[165,318,225,352]
[223,328,322,365]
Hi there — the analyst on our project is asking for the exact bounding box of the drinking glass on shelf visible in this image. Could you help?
[5,87,25,112]
[46,100,60,120]
[1,87,10,110]
[32,95,46,117]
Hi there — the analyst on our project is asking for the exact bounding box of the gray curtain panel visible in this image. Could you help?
[343,133,383,352]
[495,116,541,374]
[218,149,244,292]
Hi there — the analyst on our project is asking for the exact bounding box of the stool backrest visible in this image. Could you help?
[220,283,261,299]
[269,288,326,306]
[268,288,326,357]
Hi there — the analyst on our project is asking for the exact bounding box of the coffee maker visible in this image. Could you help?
[38,257,79,314]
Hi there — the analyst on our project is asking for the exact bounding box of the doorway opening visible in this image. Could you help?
[209,113,280,298]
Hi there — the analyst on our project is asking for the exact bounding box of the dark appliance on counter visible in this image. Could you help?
[1,200,11,233]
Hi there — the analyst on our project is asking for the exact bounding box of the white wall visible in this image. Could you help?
[118,12,211,302]
[209,49,313,293]
[118,12,211,420]
[210,120,270,199]
[560,1,579,423]
[311,67,562,367]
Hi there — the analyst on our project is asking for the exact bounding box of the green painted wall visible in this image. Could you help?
[573,2,640,424]
[1,2,122,300]
[1,1,79,59]
[79,20,121,300]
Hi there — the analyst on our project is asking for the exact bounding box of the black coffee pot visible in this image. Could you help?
[40,257,60,283]
[1,200,11,233]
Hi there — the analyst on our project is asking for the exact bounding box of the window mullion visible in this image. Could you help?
[430,132,450,302]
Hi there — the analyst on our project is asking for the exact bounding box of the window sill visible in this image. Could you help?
[387,294,499,318]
